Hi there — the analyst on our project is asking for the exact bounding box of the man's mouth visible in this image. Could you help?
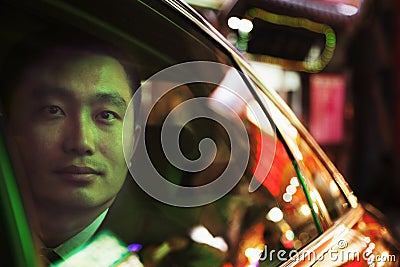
[55,165,102,175]
[54,165,104,183]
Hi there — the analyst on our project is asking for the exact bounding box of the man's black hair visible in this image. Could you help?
[0,28,141,124]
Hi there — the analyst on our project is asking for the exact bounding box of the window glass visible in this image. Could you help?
[246,75,350,227]
[129,74,319,266]
[296,139,349,221]
[0,1,346,266]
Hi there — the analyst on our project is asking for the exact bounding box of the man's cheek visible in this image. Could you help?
[103,130,124,152]
[32,127,60,148]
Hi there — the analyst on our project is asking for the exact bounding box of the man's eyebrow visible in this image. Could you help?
[93,93,127,108]
[32,87,127,108]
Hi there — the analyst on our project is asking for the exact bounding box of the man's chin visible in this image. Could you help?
[34,191,115,212]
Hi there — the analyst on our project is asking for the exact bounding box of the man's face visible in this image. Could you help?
[8,53,133,212]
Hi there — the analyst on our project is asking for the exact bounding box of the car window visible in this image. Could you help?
[296,138,349,222]
[0,133,39,267]
[0,1,349,266]
[128,79,320,266]
[245,71,350,227]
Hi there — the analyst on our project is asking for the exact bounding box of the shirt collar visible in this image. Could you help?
[54,209,108,259]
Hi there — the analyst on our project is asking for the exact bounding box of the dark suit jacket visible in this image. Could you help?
[98,175,196,247]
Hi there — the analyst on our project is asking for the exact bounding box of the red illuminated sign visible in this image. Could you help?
[309,74,346,144]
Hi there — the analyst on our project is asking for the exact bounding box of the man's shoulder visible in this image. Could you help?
[98,176,195,247]
[98,177,144,243]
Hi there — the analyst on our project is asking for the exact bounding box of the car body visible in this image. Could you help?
[0,0,399,266]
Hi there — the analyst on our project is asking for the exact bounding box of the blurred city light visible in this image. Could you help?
[239,19,253,33]
[283,192,292,202]
[286,185,297,195]
[189,225,228,252]
[266,207,283,222]
[290,177,299,187]
[300,204,311,216]
[227,16,240,29]
[336,3,358,16]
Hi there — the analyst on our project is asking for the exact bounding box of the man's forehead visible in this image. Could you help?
[17,53,132,101]
[37,52,126,74]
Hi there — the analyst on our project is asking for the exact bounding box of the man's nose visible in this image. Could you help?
[62,116,96,156]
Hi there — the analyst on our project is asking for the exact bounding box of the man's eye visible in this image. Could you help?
[42,105,64,117]
[97,111,119,122]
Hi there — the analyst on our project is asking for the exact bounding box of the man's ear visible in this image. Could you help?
[125,124,142,169]
[131,125,141,155]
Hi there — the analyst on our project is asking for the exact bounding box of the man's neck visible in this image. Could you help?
[35,200,114,248]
